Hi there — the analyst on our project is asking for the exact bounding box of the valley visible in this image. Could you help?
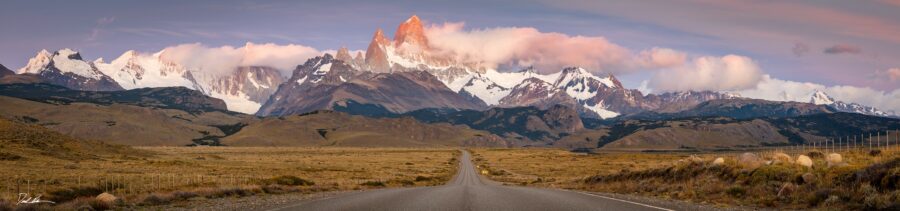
[3,4,900,210]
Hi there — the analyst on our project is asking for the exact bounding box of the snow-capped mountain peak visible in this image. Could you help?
[16,49,123,91]
[810,90,835,105]
[554,67,618,100]
[18,49,52,74]
[20,48,103,80]
[807,90,891,117]
[459,74,511,105]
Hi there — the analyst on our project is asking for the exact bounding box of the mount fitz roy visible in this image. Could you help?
[4,15,894,119]
[258,15,742,118]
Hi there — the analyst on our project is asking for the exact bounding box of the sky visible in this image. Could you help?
[2,0,899,113]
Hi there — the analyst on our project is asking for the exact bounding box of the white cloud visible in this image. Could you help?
[636,47,687,69]
[159,42,322,76]
[738,75,900,115]
[423,22,683,74]
[649,54,763,92]
[874,67,900,82]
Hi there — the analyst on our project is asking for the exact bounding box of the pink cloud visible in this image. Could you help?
[423,22,684,73]
[649,55,763,92]
[876,68,900,81]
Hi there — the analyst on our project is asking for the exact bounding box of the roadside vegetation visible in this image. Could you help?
[473,148,900,210]
[0,147,459,210]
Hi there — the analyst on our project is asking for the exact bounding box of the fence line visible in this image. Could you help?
[0,173,267,202]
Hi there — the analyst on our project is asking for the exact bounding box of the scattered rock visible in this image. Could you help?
[96,192,118,204]
[801,173,817,184]
[712,157,725,165]
[826,153,844,167]
[739,153,763,170]
[797,155,813,168]
[680,155,703,164]
[772,153,792,164]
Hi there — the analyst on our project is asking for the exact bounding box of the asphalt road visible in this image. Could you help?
[269,151,675,211]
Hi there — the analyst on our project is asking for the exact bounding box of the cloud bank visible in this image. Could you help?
[649,55,763,92]
[738,75,900,115]
[423,22,684,74]
[159,42,322,76]
[874,68,900,82]
[643,54,900,114]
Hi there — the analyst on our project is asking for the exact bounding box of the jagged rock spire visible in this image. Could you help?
[365,28,391,72]
[335,46,353,62]
[394,15,428,47]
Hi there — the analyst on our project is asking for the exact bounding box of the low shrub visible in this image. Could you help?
[0,152,23,161]
[171,191,199,200]
[361,181,386,187]
[806,151,824,159]
[264,175,314,186]
[393,180,415,186]
[726,185,747,197]
[44,186,104,203]
[749,165,796,185]
[139,193,174,206]
[869,150,882,156]
[261,184,299,194]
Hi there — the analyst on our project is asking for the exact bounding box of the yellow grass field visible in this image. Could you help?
[0,147,459,208]
[470,148,690,187]
[472,147,900,209]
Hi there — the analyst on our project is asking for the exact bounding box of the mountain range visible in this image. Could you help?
[0,15,896,152]
[1,15,894,121]
[1,80,898,150]
[14,48,284,113]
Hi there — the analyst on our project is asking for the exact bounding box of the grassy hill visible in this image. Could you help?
[223,111,510,147]
[0,96,254,146]
[0,117,140,161]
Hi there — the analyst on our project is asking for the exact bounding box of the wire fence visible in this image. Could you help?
[0,173,258,203]
[679,129,900,161]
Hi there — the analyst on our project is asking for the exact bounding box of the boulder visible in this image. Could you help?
[826,153,843,167]
[712,157,725,165]
[772,153,792,164]
[796,155,813,168]
[739,153,763,170]
[96,192,117,204]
